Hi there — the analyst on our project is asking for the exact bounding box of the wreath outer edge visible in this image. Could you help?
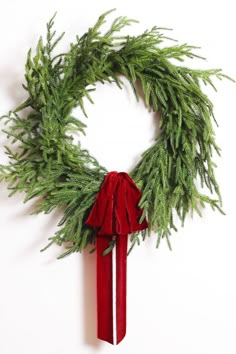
[0,10,233,257]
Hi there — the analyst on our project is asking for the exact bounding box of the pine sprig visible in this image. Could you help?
[0,10,232,257]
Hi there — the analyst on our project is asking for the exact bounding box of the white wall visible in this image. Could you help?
[0,1,236,354]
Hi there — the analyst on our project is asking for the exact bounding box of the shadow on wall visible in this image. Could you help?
[0,66,28,110]
[82,249,102,349]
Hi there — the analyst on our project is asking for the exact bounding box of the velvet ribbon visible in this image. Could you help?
[86,171,148,345]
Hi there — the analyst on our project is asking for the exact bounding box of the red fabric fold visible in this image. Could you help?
[86,171,148,235]
[86,171,148,345]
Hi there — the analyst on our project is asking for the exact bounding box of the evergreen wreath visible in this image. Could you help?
[0,10,231,258]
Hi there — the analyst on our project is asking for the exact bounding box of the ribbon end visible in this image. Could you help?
[116,329,126,345]
[97,333,114,345]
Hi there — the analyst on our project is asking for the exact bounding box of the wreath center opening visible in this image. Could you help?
[73,77,160,173]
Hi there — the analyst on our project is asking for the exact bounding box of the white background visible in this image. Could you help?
[0,1,236,354]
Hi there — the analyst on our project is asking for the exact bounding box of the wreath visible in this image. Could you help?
[0,10,231,344]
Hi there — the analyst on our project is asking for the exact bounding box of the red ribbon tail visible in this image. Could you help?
[96,235,113,344]
[96,235,128,345]
[116,234,128,344]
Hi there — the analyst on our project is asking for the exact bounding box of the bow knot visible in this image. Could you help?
[86,171,148,235]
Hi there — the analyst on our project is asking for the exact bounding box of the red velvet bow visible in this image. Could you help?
[86,171,148,344]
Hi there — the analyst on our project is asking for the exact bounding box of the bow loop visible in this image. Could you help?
[86,171,148,235]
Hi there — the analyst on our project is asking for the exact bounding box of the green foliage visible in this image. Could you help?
[0,10,232,257]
